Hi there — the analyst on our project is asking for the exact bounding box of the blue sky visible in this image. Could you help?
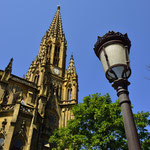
[0,0,150,115]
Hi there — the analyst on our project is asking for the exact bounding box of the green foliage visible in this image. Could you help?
[49,93,150,150]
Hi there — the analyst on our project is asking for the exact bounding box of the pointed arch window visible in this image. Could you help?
[0,134,4,149]
[53,45,60,66]
[0,137,4,147]
[68,88,72,100]
[34,75,39,85]
[47,44,52,56]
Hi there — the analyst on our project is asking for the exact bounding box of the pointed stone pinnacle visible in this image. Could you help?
[48,6,63,38]
[5,58,13,72]
[67,55,76,76]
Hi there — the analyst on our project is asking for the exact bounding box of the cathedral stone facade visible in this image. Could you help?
[0,6,78,150]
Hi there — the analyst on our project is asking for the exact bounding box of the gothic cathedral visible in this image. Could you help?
[0,6,78,150]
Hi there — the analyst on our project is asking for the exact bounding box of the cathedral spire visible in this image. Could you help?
[26,6,67,82]
[48,6,64,38]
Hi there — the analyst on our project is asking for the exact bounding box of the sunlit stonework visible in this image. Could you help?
[0,6,78,150]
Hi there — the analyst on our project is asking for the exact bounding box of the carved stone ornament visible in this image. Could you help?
[18,120,26,139]
[0,119,7,137]
[0,104,15,112]
[1,90,9,104]
[20,104,34,114]
[94,31,131,58]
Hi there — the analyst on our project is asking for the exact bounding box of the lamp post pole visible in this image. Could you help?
[94,31,141,150]
[112,79,141,150]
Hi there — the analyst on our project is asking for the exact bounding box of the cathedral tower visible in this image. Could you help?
[0,6,78,150]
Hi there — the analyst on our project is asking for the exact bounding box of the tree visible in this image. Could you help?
[49,93,150,150]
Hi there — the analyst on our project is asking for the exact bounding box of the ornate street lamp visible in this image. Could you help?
[94,31,141,150]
